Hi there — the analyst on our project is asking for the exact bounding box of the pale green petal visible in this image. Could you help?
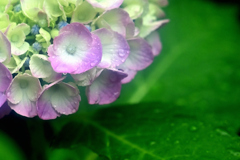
[6,73,41,117]
[0,14,10,32]
[0,31,11,63]
[8,30,25,47]
[36,28,51,42]
[20,0,44,21]
[138,19,169,38]
[6,76,22,104]
[12,55,21,65]
[0,0,10,15]
[50,82,80,114]
[29,54,53,78]
[94,9,135,38]
[122,0,148,19]
[11,57,28,73]
[15,23,30,36]
[11,42,29,55]
[44,0,64,19]
[2,57,17,72]
[142,3,166,24]
[71,1,96,24]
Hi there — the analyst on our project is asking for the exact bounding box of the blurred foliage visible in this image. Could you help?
[1,0,240,159]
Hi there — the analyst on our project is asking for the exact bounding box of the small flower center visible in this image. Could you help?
[32,42,42,52]
[66,45,76,55]
[14,4,21,12]
[31,25,40,35]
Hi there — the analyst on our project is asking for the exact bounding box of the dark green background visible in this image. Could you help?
[1,0,240,159]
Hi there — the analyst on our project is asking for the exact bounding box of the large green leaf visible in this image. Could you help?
[50,102,240,159]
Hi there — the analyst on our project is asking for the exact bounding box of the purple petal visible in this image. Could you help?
[0,102,11,119]
[48,23,102,74]
[93,28,130,68]
[120,38,153,71]
[145,31,162,56]
[120,68,137,84]
[0,93,6,108]
[95,9,135,38]
[86,0,124,10]
[6,73,42,117]
[86,69,127,104]
[0,63,12,92]
[50,83,80,114]
[37,85,60,120]
[37,79,80,120]
[8,94,37,117]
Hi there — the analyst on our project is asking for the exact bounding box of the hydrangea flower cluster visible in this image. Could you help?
[0,0,169,119]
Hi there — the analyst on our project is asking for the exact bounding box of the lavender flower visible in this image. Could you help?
[6,73,42,117]
[86,69,127,104]
[37,78,80,120]
[0,0,168,119]
[48,23,102,74]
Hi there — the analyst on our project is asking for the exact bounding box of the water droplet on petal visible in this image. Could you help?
[114,92,119,96]
[150,141,156,145]
[118,50,125,57]
[90,60,99,67]
[90,62,95,67]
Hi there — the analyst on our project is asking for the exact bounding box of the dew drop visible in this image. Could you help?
[113,92,119,96]
[90,60,99,67]
[189,126,197,132]
[150,141,156,145]
[7,92,10,96]
[118,50,125,57]
[229,150,240,157]
[90,62,96,67]
[216,128,230,136]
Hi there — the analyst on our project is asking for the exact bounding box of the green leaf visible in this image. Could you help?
[0,131,25,160]
[50,102,240,159]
